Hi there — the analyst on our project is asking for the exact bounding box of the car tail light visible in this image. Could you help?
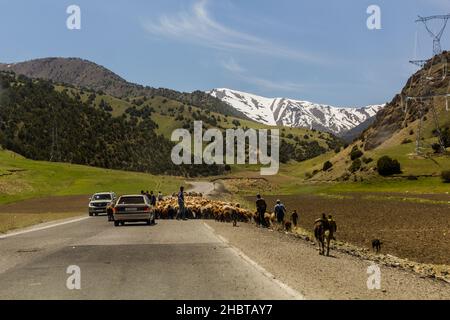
[143,206,150,212]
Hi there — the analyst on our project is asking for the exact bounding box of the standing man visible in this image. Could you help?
[291,210,299,228]
[255,194,267,228]
[328,214,337,240]
[178,186,187,220]
[150,191,157,206]
[274,200,286,227]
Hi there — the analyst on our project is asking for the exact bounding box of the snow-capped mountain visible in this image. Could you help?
[208,88,384,136]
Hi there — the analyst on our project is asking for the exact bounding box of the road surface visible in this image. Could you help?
[0,183,448,300]
[0,217,300,299]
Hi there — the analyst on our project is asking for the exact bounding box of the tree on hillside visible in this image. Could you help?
[377,156,401,176]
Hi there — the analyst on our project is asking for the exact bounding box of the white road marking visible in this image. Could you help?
[0,216,90,239]
[203,222,305,300]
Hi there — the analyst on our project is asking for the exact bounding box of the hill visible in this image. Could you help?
[0,148,181,206]
[282,53,450,182]
[364,52,450,150]
[0,57,249,120]
[0,71,223,177]
[65,86,343,165]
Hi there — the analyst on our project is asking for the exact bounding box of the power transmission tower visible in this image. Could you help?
[409,14,450,67]
[417,14,450,56]
[49,105,60,162]
[404,95,447,155]
[409,59,428,68]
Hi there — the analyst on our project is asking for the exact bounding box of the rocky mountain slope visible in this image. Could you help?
[363,51,450,151]
[208,88,384,136]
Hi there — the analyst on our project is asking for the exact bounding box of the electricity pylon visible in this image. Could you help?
[417,14,450,56]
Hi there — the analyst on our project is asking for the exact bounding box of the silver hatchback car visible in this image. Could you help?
[113,194,155,226]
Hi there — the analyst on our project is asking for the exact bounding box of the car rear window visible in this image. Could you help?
[93,194,112,200]
[118,196,145,205]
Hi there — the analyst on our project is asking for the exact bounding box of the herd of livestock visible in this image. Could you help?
[154,192,277,226]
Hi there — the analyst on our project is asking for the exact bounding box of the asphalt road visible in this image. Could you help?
[0,217,300,299]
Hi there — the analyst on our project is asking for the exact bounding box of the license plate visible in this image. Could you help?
[125,208,138,212]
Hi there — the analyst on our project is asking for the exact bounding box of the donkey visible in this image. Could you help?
[314,218,333,256]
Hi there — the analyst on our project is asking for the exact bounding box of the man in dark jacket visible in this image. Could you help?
[150,191,157,206]
[178,186,187,220]
[256,194,267,227]
[291,210,299,227]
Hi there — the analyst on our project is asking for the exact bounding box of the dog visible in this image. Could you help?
[372,239,382,253]
[284,221,292,232]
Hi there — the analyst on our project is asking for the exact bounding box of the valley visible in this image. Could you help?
[0,53,449,300]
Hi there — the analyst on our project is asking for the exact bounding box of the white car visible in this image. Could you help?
[113,194,155,226]
[88,192,116,216]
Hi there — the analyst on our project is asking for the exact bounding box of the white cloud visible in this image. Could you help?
[220,58,304,93]
[142,0,321,63]
[221,57,246,73]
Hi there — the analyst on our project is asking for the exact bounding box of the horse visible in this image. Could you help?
[314,220,333,256]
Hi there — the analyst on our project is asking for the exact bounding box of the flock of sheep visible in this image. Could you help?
[154,192,278,227]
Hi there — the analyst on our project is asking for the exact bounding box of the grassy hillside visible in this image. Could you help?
[56,85,342,166]
[0,149,182,206]
[1,73,223,177]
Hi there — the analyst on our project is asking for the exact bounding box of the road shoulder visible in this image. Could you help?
[205,220,450,300]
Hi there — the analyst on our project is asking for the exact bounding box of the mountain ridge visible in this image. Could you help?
[208,88,384,137]
[0,57,250,120]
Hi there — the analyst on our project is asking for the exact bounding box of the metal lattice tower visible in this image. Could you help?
[408,59,428,68]
[417,14,450,56]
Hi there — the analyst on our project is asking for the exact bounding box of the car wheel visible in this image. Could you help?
[114,221,119,227]
[120,221,125,226]
[89,213,93,217]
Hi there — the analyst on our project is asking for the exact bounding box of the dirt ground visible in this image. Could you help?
[0,195,89,214]
[245,194,450,265]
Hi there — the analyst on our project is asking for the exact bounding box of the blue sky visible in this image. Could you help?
[0,0,449,106]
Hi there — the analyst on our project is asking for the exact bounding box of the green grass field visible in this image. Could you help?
[0,149,183,206]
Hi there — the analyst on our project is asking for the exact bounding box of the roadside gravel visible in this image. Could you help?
[205,221,450,300]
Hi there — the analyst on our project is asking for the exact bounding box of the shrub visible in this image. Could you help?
[432,143,443,153]
[350,146,363,160]
[323,161,333,171]
[401,138,412,145]
[362,157,373,164]
[349,158,362,173]
[334,146,341,153]
[442,170,450,183]
[377,156,401,176]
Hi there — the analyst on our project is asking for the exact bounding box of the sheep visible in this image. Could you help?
[152,195,254,224]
